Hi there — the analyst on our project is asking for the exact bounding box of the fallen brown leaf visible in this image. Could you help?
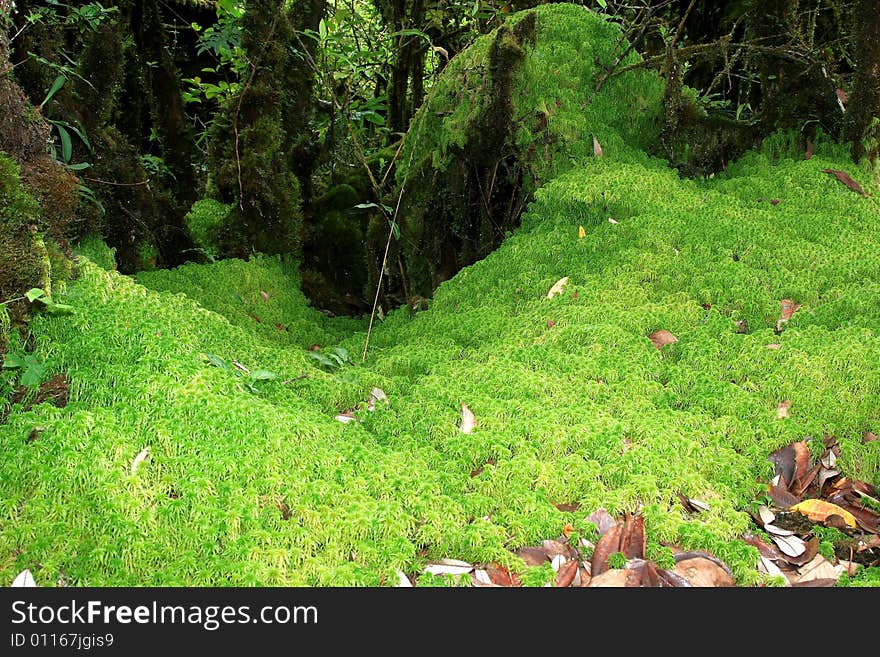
[515,547,550,567]
[776,299,801,333]
[587,569,631,587]
[672,556,734,587]
[821,169,869,197]
[586,508,618,536]
[783,536,820,567]
[485,562,520,587]
[554,559,579,587]
[863,431,878,444]
[593,134,603,157]
[590,522,623,576]
[620,514,646,560]
[805,139,814,160]
[767,483,800,509]
[648,329,678,350]
[786,553,843,586]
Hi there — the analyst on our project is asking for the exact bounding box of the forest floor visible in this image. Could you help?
[2,136,880,587]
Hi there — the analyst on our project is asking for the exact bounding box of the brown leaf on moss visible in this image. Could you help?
[672,556,734,587]
[805,140,814,160]
[593,134,603,157]
[648,329,678,350]
[590,522,623,576]
[587,569,630,587]
[863,432,878,444]
[767,483,800,509]
[553,501,580,512]
[821,169,869,197]
[554,559,578,587]
[778,536,819,567]
[776,300,801,332]
[742,533,785,560]
[486,562,520,587]
[586,508,618,536]
[515,547,550,567]
[775,400,792,419]
[620,514,646,559]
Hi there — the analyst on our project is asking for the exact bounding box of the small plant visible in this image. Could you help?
[0,288,74,314]
[202,353,277,394]
[2,350,46,389]
[309,346,353,371]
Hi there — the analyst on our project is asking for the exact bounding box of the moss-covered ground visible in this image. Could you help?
[2,5,879,587]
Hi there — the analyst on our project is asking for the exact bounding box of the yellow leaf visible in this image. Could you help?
[547,276,569,299]
[578,225,586,239]
[791,499,857,528]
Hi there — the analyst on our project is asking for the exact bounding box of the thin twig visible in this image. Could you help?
[83,177,149,187]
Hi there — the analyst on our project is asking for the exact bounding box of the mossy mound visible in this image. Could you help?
[381,4,665,300]
[3,133,879,586]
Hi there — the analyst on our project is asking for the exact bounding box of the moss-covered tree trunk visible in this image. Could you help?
[845,0,880,162]
[208,0,324,258]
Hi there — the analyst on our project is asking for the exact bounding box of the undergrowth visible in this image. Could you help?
[1,5,879,587]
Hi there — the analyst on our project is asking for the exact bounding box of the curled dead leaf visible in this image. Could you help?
[648,329,678,350]
[776,299,801,333]
[131,447,151,475]
[822,168,869,197]
[672,556,734,587]
[591,522,622,576]
[460,404,476,434]
[547,276,569,299]
[11,569,37,587]
[554,559,579,587]
[587,569,630,587]
[776,400,792,419]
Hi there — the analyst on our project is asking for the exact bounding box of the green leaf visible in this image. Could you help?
[390,220,400,241]
[332,346,350,361]
[2,353,25,369]
[41,300,74,314]
[25,288,46,302]
[20,364,45,388]
[596,0,608,8]
[40,75,66,110]
[56,124,72,163]
[204,353,229,370]
[249,369,276,381]
[318,18,327,39]
[65,162,91,171]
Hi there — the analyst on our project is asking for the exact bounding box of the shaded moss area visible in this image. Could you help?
[374,5,665,304]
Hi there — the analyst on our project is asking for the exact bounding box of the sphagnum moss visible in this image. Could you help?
[3,4,880,587]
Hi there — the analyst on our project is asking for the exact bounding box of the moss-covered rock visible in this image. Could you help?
[377,4,665,301]
[0,154,49,320]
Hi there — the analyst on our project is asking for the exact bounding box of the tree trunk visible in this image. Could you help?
[845,0,880,162]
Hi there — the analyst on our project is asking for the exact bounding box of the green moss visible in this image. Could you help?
[386,4,665,298]
[184,199,230,257]
[73,235,117,272]
[2,5,880,587]
[0,153,47,308]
